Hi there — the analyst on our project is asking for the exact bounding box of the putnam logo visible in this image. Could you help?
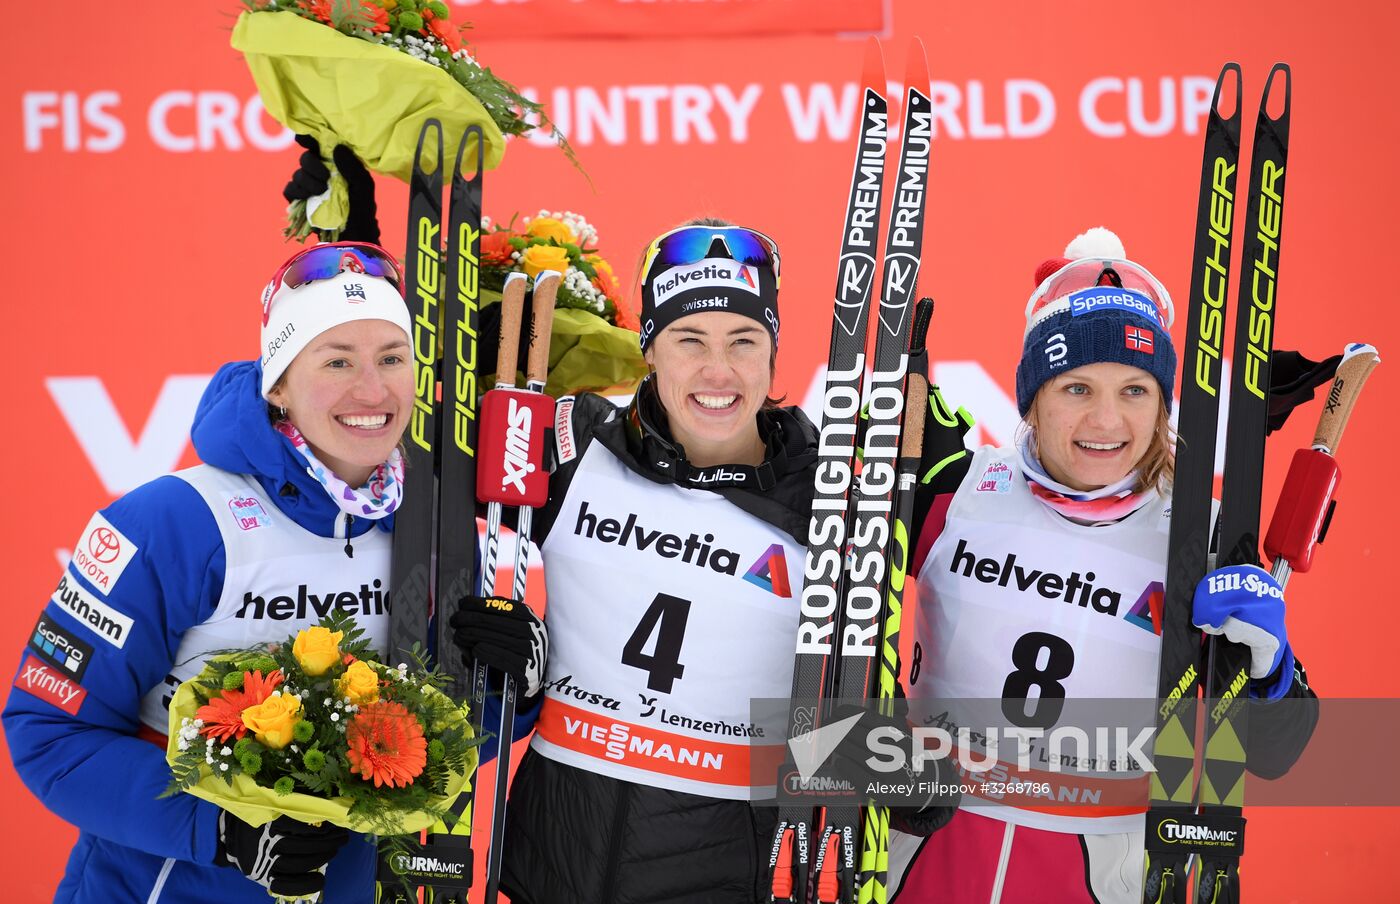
[743,544,792,597]
[70,512,138,594]
[949,538,1123,616]
[51,573,134,648]
[227,494,272,531]
[15,653,87,715]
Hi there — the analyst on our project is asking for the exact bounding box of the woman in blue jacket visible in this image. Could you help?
[5,242,418,902]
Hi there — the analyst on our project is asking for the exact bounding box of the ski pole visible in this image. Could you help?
[475,270,560,903]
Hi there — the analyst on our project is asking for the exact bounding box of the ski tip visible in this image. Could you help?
[503,271,529,291]
[1212,63,1242,123]
[1262,62,1292,122]
[1342,342,1380,364]
[904,37,930,98]
[861,36,887,95]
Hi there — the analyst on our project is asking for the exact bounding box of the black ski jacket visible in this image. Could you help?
[501,383,817,904]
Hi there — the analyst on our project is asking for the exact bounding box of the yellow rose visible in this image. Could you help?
[521,244,571,278]
[241,693,302,749]
[526,216,575,246]
[292,626,344,676]
[337,660,381,706]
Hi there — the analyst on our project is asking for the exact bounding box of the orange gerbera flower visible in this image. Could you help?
[196,669,285,743]
[345,701,427,788]
[426,15,464,53]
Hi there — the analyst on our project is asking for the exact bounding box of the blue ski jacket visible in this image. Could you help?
[3,360,534,903]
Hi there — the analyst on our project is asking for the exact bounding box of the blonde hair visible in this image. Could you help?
[1024,395,1176,496]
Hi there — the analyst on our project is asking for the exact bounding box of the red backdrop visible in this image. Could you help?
[3,1,1396,899]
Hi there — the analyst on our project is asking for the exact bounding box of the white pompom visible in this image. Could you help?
[1064,227,1125,260]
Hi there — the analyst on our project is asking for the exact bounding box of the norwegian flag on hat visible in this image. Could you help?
[1125,325,1154,353]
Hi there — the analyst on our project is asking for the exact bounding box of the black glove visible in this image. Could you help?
[450,594,548,698]
[282,134,381,244]
[825,702,960,837]
[216,811,349,898]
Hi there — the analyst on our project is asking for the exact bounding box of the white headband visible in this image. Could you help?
[259,271,412,398]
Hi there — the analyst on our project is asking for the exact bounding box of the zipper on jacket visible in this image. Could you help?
[343,513,355,558]
[988,821,1015,904]
[598,781,632,899]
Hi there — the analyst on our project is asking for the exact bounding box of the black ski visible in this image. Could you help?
[1142,64,1243,904]
[377,120,484,903]
[1192,63,1291,904]
[769,36,889,904]
[856,297,934,904]
[810,40,932,904]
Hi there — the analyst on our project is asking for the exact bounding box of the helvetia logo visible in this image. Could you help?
[948,538,1123,615]
[743,544,792,597]
[651,261,760,306]
[502,397,536,494]
[574,499,788,587]
[1124,581,1163,634]
[237,580,391,620]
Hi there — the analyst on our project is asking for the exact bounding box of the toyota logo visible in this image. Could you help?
[88,527,121,564]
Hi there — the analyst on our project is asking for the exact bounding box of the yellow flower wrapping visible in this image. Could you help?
[231,11,507,188]
[165,661,474,833]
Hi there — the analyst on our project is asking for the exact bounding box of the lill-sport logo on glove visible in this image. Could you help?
[1205,570,1284,599]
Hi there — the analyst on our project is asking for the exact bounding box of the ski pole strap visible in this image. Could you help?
[1143,809,1246,859]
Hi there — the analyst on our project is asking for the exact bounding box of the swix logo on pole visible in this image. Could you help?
[502,397,536,494]
[477,389,553,508]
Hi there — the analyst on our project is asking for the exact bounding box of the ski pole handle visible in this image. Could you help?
[1265,342,1380,581]
[1311,342,1380,455]
[496,272,528,388]
[526,271,561,388]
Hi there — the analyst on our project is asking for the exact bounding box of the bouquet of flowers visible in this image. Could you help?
[482,210,649,397]
[232,0,573,239]
[162,612,476,894]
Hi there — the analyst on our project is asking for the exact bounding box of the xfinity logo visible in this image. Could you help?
[237,580,391,620]
[15,654,87,715]
[949,538,1123,615]
[502,397,536,494]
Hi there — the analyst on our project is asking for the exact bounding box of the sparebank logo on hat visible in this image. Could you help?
[652,259,760,307]
[1068,287,1166,329]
